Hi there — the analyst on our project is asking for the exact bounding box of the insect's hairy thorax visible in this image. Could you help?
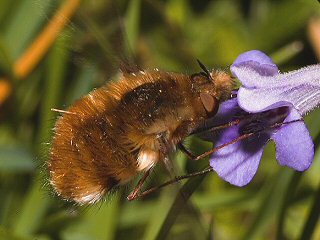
[107,70,208,167]
[118,73,203,134]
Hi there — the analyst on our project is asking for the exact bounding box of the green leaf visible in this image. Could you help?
[0,145,35,173]
[12,25,72,238]
[125,0,141,56]
[165,0,189,26]
[0,225,49,240]
[299,179,320,240]
[36,28,72,148]
[0,38,13,75]
[65,66,97,105]
[13,179,51,236]
[3,0,54,59]
[61,195,120,240]
[251,0,316,50]
[242,169,295,240]
[276,172,303,240]
[144,173,207,240]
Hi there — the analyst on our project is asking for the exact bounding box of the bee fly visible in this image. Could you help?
[48,60,234,204]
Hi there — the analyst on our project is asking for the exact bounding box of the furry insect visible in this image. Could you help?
[48,62,234,204]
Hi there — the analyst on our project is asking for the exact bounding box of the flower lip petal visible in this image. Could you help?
[210,125,269,187]
[271,107,314,171]
[231,50,279,78]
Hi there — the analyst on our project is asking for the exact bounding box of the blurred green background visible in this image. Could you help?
[0,0,320,239]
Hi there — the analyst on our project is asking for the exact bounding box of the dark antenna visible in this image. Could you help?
[196,59,212,81]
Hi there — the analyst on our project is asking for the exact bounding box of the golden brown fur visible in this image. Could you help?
[49,69,233,204]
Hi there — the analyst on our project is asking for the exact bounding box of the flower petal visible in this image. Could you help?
[210,125,269,186]
[271,107,314,171]
[200,98,241,141]
[232,50,276,67]
[231,50,279,79]
[236,65,320,115]
[204,98,240,126]
[237,87,292,113]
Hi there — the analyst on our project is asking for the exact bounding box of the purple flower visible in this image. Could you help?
[208,50,319,187]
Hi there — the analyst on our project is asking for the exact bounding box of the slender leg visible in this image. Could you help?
[127,169,151,201]
[128,133,254,200]
[128,133,251,200]
[193,132,254,160]
[129,119,304,200]
[128,119,303,200]
[177,143,196,160]
[129,168,214,200]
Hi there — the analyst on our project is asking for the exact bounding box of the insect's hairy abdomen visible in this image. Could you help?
[49,94,136,204]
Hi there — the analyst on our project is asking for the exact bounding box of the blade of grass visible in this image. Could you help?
[242,169,295,240]
[142,188,178,240]
[0,38,13,74]
[270,41,304,65]
[0,1,13,26]
[165,0,188,26]
[0,225,49,240]
[77,11,119,66]
[193,189,256,211]
[16,71,42,120]
[125,0,141,57]
[3,0,53,60]
[119,200,155,228]
[65,66,97,105]
[252,0,315,50]
[142,137,211,240]
[143,173,207,240]
[12,179,51,237]
[274,93,320,239]
[13,0,80,79]
[299,179,320,240]
[13,27,71,236]
[276,171,303,240]
[61,195,120,240]
[36,28,72,146]
[0,145,35,173]
[296,132,320,239]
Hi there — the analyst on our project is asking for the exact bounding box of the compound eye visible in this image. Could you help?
[200,92,219,117]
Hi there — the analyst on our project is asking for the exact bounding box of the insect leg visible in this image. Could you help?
[171,120,197,144]
[129,168,214,200]
[128,132,256,200]
[130,119,304,200]
[133,133,252,202]
[127,168,151,201]
[177,143,195,160]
